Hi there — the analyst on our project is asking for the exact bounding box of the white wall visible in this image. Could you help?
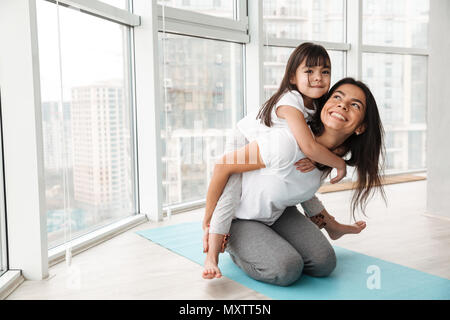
[426,0,450,219]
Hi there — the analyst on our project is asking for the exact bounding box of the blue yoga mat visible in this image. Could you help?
[136,221,450,300]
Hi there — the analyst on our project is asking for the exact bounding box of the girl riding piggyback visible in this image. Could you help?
[202,43,367,279]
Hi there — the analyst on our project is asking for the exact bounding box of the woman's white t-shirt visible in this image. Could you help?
[233,128,324,225]
[233,90,323,225]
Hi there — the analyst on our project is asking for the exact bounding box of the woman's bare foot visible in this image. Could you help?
[309,211,366,240]
[202,257,222,279]
[325,219,366,240]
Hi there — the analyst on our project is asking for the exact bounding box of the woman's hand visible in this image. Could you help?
[295,158,316,173]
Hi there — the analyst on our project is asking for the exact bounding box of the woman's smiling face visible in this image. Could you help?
[321,83,367,136]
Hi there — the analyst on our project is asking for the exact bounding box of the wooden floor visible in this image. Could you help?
[6,178,450,299]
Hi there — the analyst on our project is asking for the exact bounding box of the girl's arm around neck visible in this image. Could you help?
[276,105,346,181]
[203,141,266,229]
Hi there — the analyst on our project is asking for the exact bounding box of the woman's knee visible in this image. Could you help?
[275,254,304,286]
[262,253,303,286]
[233,251,304,286]
[308,246,336,277]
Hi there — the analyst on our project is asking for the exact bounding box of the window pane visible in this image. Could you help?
[363,0,429,48]
[263,46,345,100]
[158,0,235,19]
[36,1,136,249]
[263,0,345,42]
[362,53,427,172]
[158,33,244,206]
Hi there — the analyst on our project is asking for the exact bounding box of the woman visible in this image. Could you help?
[203,78,385,285]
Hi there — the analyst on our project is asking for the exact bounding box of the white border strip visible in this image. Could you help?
[156,4,249,43]
[422,213,450,223]
[0,140,7,273]
[45,0,140,26]
[237,0,247,22]
[0,270,23,300]
[265,37,350,51]
[157,5,247,32]
[362,45,429,56]
[0,0,49,281]
[163,198,206,215]
[133,0,165,222]
[48,214,147,266]
[158,19,249,43]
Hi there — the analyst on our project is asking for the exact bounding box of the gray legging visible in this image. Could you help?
[225,206,336,286]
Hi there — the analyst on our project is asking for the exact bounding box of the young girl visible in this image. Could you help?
[202,43,367,279]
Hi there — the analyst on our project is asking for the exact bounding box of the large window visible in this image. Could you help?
[36,0,137,249]
[159,33,244,206]
[36,0,430,222]
[362,0,429,173]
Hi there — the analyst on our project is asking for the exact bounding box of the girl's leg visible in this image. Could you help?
[203,233,226,279]
[226,219,304,286]
[203,129,247,279]
[271,206,337,277]
[209,128,247,235]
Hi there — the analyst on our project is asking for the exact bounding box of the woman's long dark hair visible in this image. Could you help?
[256,42,331,127]
[309,78,386,221]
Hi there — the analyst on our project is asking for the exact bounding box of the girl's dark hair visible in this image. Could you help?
[256,42,331,127]
[309,77,386,221]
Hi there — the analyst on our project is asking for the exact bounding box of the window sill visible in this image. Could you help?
[0,270,24,300]
[48,214,148,267]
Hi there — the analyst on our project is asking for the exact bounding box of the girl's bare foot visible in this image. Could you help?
[202,257,222,279]
[325,219,366,240]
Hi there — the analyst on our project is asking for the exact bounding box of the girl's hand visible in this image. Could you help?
[202,226,229,253]
[330,161,347,184]
[295,158,316,173]
[202,224,209,253]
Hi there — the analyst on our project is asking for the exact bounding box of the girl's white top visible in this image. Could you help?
[234,90,324,225]
[237,89,316,141]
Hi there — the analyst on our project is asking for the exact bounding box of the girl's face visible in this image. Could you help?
[321,83,367,136]
[289,59,331,99]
